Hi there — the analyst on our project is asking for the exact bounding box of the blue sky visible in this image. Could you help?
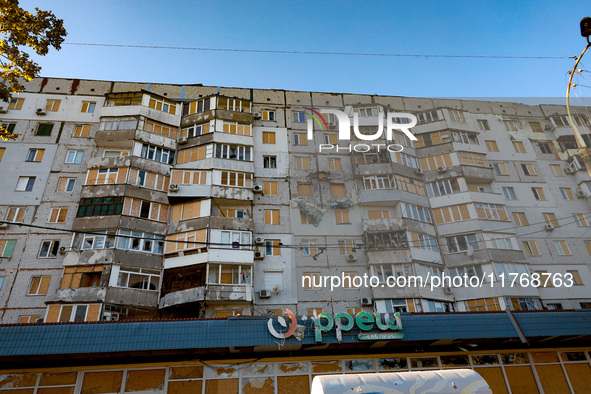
[25,1,591,100]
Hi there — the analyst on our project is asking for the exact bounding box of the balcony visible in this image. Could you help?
[104,286,159,308]
[55,287,107,303]
[457,165,494,183]
[159,286,205,309]
[181,109,253,127]
[100,104,180,126]
[86,156,170,175]
[62,249,164,270]
[445,248,526,266]
[365,249,412,264]
[205,284,253,303]
[95,129,176,151]
[359,189,401,204]
[175,157,254,173]
[168,183,212,198]
[164,248,254,269]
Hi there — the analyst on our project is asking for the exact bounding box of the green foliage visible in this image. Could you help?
[0,0,67,140]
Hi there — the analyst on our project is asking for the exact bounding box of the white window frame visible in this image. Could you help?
[39,240,60,258]
[65,150,84,164]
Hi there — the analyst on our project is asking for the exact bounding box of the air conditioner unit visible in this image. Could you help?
[36,108,46,116]
[438,166,446,172]
[347,254,357,262]
[254,249,265,259]
[259,289,271,298]
[255,237,265,245]
[103,311,120,321]
[59,246,67,254]
[169,184,179,192]
[253,184,263,193]
[0,107,7,113]
[415,168,423,174]
[253,112,262,119]
[576,189,586,198]
[178,136,188,144]
[443,286,453,295]
[544,223,554,231]
[361,297,372,306]
[564,166,575,174]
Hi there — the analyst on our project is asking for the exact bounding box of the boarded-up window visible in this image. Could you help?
[330,183,346,198]
[295,157,310,170]
[265,210,280,225]
[165,229,207,253]
[262,131,276,144]
[81,371,123,394]
[125,369,165,392]
[264,181,278,195]
[171,200,202,221]
[335,209,350,224]
[73,125,91,138]
[297,183,312,196]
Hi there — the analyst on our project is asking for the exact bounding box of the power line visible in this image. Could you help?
[63,42,573,60]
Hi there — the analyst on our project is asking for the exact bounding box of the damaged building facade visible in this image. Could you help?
[0,78,591,393]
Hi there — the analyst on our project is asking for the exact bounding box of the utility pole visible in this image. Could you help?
[566,17,591,177]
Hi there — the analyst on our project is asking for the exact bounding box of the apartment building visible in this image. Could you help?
[0,78,590,393]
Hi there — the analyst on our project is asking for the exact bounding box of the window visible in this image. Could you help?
[567,270,583,285]
[116,266,160,290]
[18,315,42,324]
[48,207,68,223]
[512,141,525,153]
[543,213,558,227]
[363,176,392,190]
[539,143,552,154]
[303,272,321,290]
[73,124,90,137]
[295,156,310,170]
[359,107,379,117]
[573,213,588,227]
[264,209,280,225]
[25,148,45,162]
[88,168,119,185]
[585,240,591,255]
[522,240,540,256]
[485,140,499,152]
[82,231,115,250]
[263,155,277,168]
[45,99,60,112]
[449,110,465,123]
[452,131,479,145]
[446,233,479,253]
[559,188,573,200]
[76,197,123,217]
[339,240,355,255]
[65,150,84,164]
[551,115,569,127]
[139,201,151,219]
[262,131,276,144]
[292,112,306,122]
[262,110,275,121]
[417,234,439,252]
[28,276,51,295]
[16,176,35,191]
[182,123,210,138]
[300,211,311,224]
[301,240,318,256]
[368,210,390,219]
[39,241,59,258]
[297,183,312,196]
[8,97,24,110]
[335,209,350,224]
[36,123,53,136]
[0,240,16,258]
[475,203,508,221]
[0,147,4,161]
[426,179,459,197]
[504,121,518,131]
[263,181,278,195]
[529,122,543,133]
[103,150,129,157]
[553,240,571,256]
[456,151,488,167]
[513,212,528,226]
[58,305,89,322]
[116,230,164,254]
[330,183,346,198]
[215,144,251,161]
[416,110,441,123]
[549,164,564,177]
[502,187,516,200]
[401,203,431,223]
[148,97,176,114]
[521,163,537,176]
[491,237,514,250]
[220,171,252,187]
[465,298,501,312]
[81,101,96,113]
[265,239,281,256]
[6,207,25,223]
[328,158,342,171]
[218,208,245,219]
[477,119,490,131]
[532,187,546,201]
[140,144,174,164]
[491,163,508,176]
[294,133,308,146]
[324,134,337,144]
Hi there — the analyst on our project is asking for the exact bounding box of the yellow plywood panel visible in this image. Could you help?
[0,374,38,388]
[169,366,203,380]
[168,380,202,394]
[46,305,61,323]
[205,379,238,394]
[536,365,570,393]
[39,373,78,386]
[81,371,123,394]
[172,205,182,221]
[474,367,508,394]
[124,369,165,392]
[505,366,539,393]
[37,387,75,394]
[531,352,558,363]
[242,377,274,394]
[564,363,591,393]
[86,304,101,322]
[171,171,182,184]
